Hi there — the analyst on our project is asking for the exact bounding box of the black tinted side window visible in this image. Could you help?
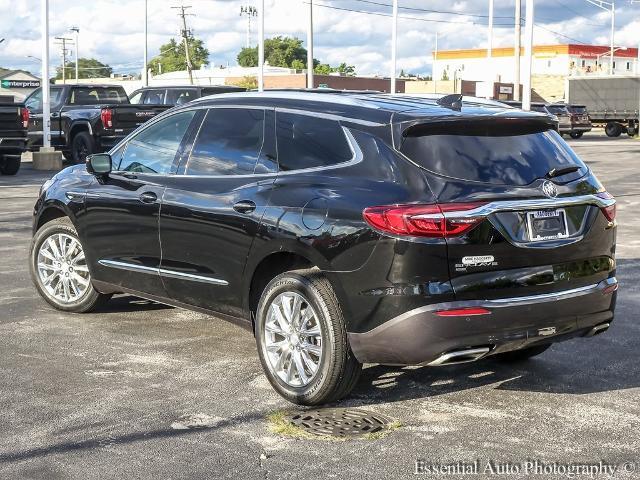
[185,108,265,175]
[118,110,195,174]
[276,112,353,171]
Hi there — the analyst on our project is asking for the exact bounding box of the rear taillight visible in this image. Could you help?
[362,202,487,238]
[101,108,113,128]
[20,107,29,128]
[596,192,616,222]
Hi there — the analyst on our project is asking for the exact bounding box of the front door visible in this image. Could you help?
[159,107,277,318]
[80,109,197,297]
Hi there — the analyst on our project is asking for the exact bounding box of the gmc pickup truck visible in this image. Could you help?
[0,97,29,175]
[25,84,170,163]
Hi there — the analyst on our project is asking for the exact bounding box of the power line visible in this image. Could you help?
[352,0,513,19]
[171,4,195,85]
[552,0,606,26]
[309,2,516,26]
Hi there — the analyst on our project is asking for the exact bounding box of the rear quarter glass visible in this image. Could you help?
[399,123,587,186]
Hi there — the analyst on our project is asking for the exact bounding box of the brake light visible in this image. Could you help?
[435,307,491,317]
[101,108,113,129]
[596,192,616,222]
[20,107,29,128]
[362,202,486,238]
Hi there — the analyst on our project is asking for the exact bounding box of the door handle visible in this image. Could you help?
[233,200,256,214]
[139,191,158,204]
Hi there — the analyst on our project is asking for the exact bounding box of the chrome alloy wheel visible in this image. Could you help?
[36,233,90,304]
[263,292,323,387]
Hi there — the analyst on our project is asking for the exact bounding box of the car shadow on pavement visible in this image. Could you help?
[93,295,173,313]
[0,410,267,464]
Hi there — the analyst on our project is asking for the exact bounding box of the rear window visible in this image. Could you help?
[547,105,569,115]
[571,106,588,114]
[400,122,588,186]
[69,87,128,105]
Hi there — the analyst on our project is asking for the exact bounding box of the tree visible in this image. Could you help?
[228,76,258,90]
[335,63,355,76]
[314,63,332,75]
[55,58,112,79]
[237,36,308,69]
[149,37,209,75]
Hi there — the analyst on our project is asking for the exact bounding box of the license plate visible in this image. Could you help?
[526,209,569,242]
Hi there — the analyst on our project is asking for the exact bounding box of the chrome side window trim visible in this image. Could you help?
[98,259,229,286]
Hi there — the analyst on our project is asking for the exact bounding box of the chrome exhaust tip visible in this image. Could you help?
[586,322,610,337]
[427,347,491,366]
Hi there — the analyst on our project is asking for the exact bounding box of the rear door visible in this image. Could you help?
[80,109,197,297]
[397,119,616,302]
[159,106,276,318]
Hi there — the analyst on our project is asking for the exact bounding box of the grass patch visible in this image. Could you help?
[363,420,403,440]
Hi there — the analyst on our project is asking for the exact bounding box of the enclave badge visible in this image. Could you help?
[542,180,558,198]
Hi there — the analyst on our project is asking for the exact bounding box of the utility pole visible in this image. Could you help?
[514,0,521,101]
[172,5,194,85]
[69,26,79,83]
[240,5,257,48]
[143,0,148,86]
[41,0,50,148]
[54,36,73,84]
[258,0,264,92]
[390,0,398,94]
[433,32,438,94]
[522,0,534,110]
[487,0,494,98]
[307,0,314,88]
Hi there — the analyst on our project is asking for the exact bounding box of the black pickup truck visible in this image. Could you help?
[0,97,29,175]
[128,85,246,106]
[25,84,170,163]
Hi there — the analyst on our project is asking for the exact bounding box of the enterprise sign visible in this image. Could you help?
[1,80,41,89]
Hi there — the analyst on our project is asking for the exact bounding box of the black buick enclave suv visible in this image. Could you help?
[30,92,618,405]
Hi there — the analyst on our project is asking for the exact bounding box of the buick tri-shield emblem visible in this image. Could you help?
[542,181,558,198]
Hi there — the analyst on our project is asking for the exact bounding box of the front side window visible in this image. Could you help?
[185,108,265,175]
[276,112,353,171]
[143,90,165,105]
[25,87,64,110]
[118,110,195,174]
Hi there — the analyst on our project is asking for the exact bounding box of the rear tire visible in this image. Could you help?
[0,156,21,175]
[30,217,110,313]
[255,269,362,405]
[569,131,583,139]
[71,131,95,164]
[493,344,551,363]
[605,122,623,138]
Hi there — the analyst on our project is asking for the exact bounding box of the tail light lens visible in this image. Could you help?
[362,202,487,238]
[20,107,29,128]
[596,191,616,222]
[101,108,113,129]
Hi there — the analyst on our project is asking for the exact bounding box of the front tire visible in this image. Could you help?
[30,217,110,312]
[255,269,361,405]
[0,155,21,175]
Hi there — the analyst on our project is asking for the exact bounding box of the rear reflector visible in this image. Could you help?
[363,202,487,238]
[602,283,618,295]
[435,307,491,317]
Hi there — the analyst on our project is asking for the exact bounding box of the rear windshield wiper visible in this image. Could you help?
[546,165,581,178]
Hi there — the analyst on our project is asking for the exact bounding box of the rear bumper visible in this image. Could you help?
[0,136,27,156]
[571,125,593,132]
[348,277,617,365]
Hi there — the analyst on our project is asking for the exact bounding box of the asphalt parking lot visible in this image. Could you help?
[1,133,639,479]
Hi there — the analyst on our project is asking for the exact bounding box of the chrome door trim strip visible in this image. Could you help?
[98,259,229,286]
[158,268,229,286]
[98,259,158,274]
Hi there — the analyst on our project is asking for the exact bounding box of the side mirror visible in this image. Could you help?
[86,153,112,176]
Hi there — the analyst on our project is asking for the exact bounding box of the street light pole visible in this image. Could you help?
[70,27,79,83]
[41,0,50,148]
[258,0,264,92]
[487,0,494,98]
[390,0,398,94]
[585,0,615,75]
[522,0,534,111]
[307,0,314,89]
[143,0,148,86]
[433,32,438,94]
[514,0,521,101]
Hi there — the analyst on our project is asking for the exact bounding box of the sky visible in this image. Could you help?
[1,0,639,78]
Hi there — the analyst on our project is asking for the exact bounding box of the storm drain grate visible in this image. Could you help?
[284,408,393,438]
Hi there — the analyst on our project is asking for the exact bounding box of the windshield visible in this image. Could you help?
[400,123,588,186]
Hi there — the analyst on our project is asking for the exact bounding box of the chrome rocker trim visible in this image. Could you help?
[98,259,229,286]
